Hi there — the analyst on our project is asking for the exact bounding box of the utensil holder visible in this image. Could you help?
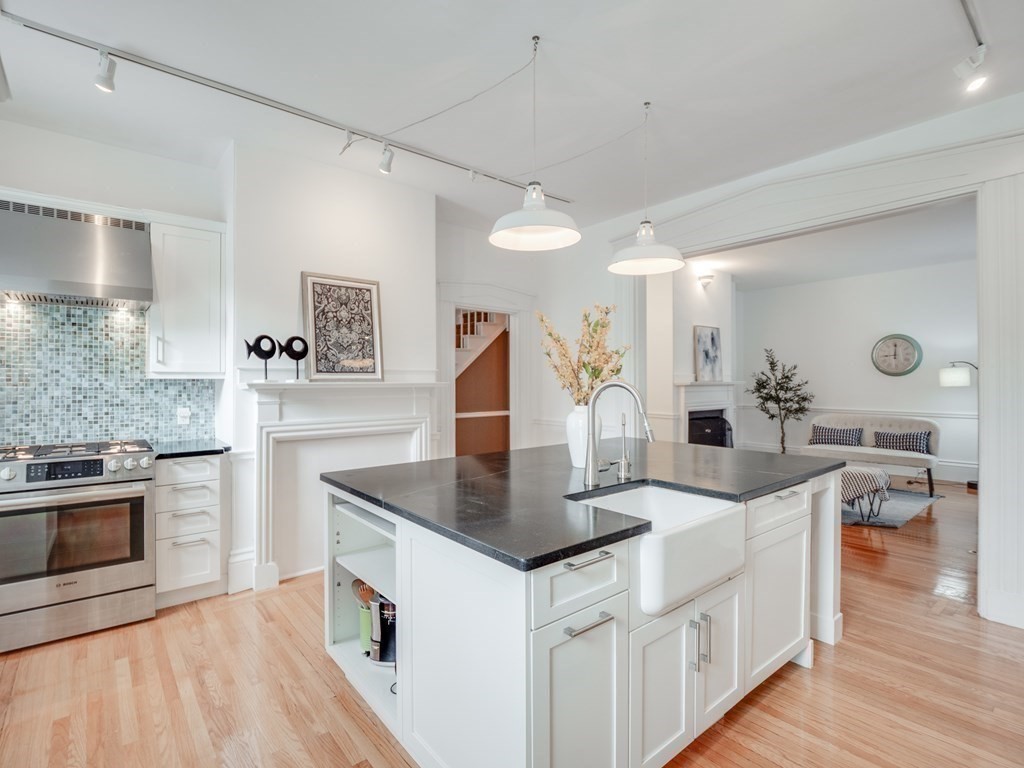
[358,604,371,654]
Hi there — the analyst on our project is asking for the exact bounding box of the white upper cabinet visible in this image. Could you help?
[148,223,224,377]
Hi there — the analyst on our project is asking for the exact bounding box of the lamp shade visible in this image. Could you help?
[608,221,685,275]
[489,182,581,251]
[939,366,971,387]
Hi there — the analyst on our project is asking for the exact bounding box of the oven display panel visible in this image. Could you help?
[26,459,104,482]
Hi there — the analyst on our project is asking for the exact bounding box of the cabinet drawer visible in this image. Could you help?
[156,530,220,593]
[155,456,220,486]
[530,541,628,629]
[746,483,810,539]
[156,505,219,540]
[156,480,220,512]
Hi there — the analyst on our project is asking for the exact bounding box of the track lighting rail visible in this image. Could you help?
[0,9,573,203]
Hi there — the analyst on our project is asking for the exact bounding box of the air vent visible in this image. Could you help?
[1,291,146,311]
[0,199,148,232]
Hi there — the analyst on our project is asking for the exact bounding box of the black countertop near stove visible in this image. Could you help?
[152,439,231,459]
[321,439,844,572]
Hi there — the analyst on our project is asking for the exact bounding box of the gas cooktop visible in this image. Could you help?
[0,439,156,492]
[0,440,153,461]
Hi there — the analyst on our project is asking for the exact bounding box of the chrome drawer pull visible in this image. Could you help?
[171,538,209,548]
[170,509,209,518]
[563,611,613,639]
[171,484,210,492]
[689,619,701,672]
[174,459,210,466]
[774,490,800,501]
[563,550,614,571]
[700,612,712,663]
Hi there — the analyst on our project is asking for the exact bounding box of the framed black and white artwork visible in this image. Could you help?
[301,272,383,381]
[693,325,722,382]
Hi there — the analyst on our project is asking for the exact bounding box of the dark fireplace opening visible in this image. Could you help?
[688,409,734,448]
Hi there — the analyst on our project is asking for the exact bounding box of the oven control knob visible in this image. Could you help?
[107,459,122,472]
[123,458,137,471]
[139,457,153,469]
[0,467,15,481]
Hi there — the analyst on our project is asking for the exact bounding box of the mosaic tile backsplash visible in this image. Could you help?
[1,304,216,445]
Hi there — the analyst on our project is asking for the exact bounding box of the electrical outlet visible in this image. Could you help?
[177,407,191,425]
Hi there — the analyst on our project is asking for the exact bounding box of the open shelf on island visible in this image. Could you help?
[326,637,397,731]
[335,546,396,601]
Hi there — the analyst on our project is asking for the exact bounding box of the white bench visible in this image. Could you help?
[802,414,940,496]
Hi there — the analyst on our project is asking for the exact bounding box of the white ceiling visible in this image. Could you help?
[686,196,977,291]
[0,1,1021,230]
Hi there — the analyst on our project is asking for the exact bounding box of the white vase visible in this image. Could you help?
[566,405,600,469]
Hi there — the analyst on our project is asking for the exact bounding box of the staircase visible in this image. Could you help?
[455,310,508,378]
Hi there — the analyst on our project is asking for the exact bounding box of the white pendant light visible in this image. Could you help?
[609,102,684,276]
[489,36,580,252]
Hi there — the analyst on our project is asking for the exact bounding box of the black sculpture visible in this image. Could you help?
[245,335,278,380]
[278,335,309,380]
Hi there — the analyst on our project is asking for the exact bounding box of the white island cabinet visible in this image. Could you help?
[323,470,838,768]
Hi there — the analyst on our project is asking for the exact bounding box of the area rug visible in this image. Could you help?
[841,489,943,528]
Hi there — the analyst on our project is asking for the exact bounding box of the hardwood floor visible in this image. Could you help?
[2,479,1022,767]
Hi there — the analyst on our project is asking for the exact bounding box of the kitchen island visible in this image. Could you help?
[321,440,844,768]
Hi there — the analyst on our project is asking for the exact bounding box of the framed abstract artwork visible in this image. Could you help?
[301,272,383,381]
[694,325,722,382]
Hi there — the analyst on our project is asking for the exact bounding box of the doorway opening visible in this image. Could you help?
[454,308,510,456]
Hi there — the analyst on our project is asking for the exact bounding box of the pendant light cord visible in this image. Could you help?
[642,102,650,219]
[532,35,539,178]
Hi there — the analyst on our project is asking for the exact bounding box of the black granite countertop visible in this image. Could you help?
[320,440,844,572]
[152,439,231,459]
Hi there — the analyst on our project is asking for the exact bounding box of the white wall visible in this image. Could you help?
[0,119,223,220]
[230,142,438,452]
[736,260,978,479]
[673,269,736,383]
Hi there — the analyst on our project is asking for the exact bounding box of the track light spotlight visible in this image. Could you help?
[953,44,987,92]
[378,143,394,175]
[0,53,11,102]
[94,50,116,93]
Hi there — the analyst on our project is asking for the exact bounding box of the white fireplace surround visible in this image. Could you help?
[246,381,440,591]
[675,381,739,443]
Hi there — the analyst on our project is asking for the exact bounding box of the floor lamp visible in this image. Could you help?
[939,361,979,490]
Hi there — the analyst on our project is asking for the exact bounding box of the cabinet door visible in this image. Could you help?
[694,575,745,736]
[745,515,811,691]
[148,223,223,377]
[156,531,220,592]
[532,591,628,768]
[628,600,696,768]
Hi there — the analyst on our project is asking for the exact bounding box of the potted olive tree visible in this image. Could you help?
[747,349,814,454]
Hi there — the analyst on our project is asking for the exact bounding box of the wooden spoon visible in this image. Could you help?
[351,579,370,606]
[358,581,376,606]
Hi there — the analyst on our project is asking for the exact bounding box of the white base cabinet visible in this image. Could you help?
[532,591,629,768]
[628,576,744,768]
[155,455,222,594]
[745,503,812,691]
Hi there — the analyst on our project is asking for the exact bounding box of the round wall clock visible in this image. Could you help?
[871,334,922,376]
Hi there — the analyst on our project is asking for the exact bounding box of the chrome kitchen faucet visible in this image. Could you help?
[584,380,654,488]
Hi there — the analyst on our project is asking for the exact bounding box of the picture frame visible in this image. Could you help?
[301,271,383,381]
[693,325,722,382]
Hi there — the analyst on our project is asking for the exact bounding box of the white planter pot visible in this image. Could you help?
[566,405,600,468]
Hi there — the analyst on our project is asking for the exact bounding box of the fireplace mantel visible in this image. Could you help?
[674,380,740,443]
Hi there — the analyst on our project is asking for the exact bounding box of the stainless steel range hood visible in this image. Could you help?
[0,198,152,309]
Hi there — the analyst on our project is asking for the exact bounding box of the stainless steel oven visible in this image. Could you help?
[0,441,156,652]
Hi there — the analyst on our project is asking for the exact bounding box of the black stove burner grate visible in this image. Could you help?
[0,440,153,461]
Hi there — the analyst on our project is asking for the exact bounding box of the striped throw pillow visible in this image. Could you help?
[874,430,931,454]
[808,425,863,447]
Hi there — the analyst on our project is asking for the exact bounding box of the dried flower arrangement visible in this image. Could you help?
[536,304,630,406]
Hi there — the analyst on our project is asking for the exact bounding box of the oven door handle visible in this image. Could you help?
[0,482,149,511]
